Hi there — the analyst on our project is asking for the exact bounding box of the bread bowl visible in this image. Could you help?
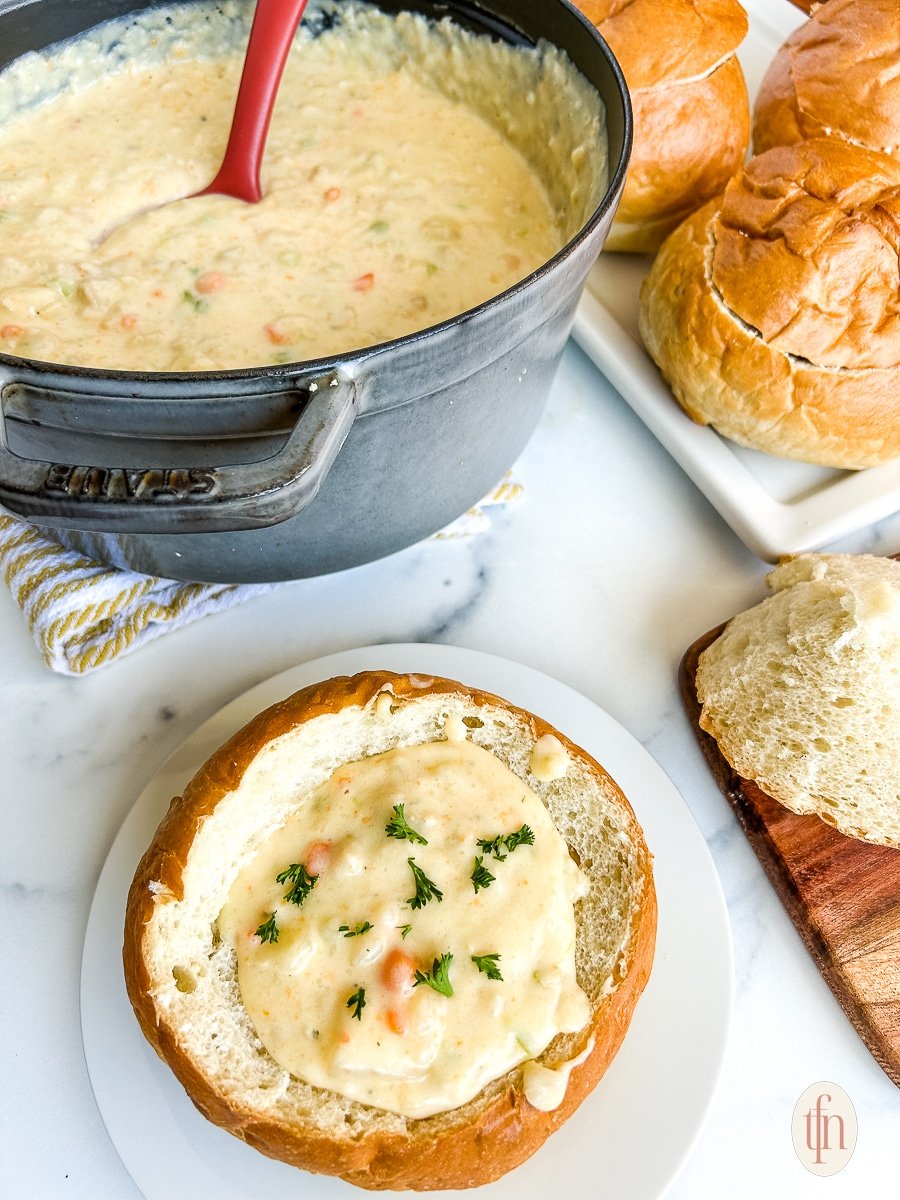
[638,137,900,468]
[695,553,900,847]
[754,0,900,159]
[574,0,750,253]
[123,670,656,1189]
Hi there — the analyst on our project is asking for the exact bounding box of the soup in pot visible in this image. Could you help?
[0,1,607,372]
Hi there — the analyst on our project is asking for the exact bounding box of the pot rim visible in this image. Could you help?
[0,0,632,390]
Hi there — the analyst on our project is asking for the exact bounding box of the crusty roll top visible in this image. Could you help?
[638,137,900,468]
[579,0,747,87]
[712,140,900,371]
[754,0,900,158]
[575,0,749,253]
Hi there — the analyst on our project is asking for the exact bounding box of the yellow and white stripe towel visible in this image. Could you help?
[0,476,522,675]
[0,516,272,675]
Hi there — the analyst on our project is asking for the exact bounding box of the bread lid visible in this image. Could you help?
[712,138,900,371]
[579,0,747,88]
[756,0,900,156]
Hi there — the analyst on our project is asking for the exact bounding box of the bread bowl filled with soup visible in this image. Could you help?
[0,0,630,582]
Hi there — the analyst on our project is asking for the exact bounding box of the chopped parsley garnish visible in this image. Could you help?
[181,289,209,313]
[476,834,506,860]
[276,862,318,907]
[255,912,279,944]
[505,824,535,852]
[414,953,454,997]
[471,953,503,981]
[346,986,366,1020]
[470,855,496,893]
[476,823,535,861]
[397,923,413,940]
[406,857,443,909]
[369,219,390,234]
[339,921,374,938]
[385,803,428,845]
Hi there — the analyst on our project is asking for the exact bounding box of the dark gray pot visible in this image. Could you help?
[0,0,630,583]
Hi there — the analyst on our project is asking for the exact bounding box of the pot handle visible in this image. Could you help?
[0,372,357,534]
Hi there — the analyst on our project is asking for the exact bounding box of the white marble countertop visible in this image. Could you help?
[2,339,899,1198]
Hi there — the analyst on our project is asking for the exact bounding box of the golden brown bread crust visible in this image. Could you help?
[580,0,747,84]
[714,140,900,371]
[607,55,750,254]
[638,139,900,468]
[754,0,900,158]
[124,671,657,1190]
[575,0,750,254]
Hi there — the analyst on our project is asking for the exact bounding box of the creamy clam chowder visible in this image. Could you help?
[0,1,606,372]
[217,734,590,1118]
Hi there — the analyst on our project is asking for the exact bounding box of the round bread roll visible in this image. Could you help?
[696,554,900,847]
[754,0,900,159]
[575,0,750,253]
[638,137,900,468]
[123,671,656,1190]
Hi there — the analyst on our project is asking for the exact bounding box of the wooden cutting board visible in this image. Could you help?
[680,629,900,1089]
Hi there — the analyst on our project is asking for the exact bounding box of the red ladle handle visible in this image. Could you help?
[198,0,309,203]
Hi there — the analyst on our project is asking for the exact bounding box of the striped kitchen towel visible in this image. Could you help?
[0,476,522,675]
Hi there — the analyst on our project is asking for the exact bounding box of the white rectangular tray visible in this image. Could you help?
[572,0,900,563]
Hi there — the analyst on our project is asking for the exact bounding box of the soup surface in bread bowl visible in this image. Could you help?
[217,734,591,1118]
[0,0,606,372]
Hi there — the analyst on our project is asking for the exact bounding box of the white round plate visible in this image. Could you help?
[81,643,733,1200]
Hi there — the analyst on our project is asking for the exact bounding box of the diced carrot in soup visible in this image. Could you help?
[386,1006,408,1035]
[263,322,291,345]
[382,948,416,996]
[305,841,332,876]
[195,271,228,294]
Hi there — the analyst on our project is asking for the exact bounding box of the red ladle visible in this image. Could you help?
[196,0,309,203]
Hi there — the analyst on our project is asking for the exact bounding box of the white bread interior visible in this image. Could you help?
[696,555,900,847]
[124,672,656,1190]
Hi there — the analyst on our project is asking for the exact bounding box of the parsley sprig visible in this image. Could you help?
[414,953,454,997]
[181,288,209,314]
[471,952,503,981]
[339,921,374,938]
[476,823,535,861]
[406,857,443,909]
[255,912,279,944]
[346,986,366,1020]
[470,855,496,893]
[276,862,318,907]
[385,803,428,845]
